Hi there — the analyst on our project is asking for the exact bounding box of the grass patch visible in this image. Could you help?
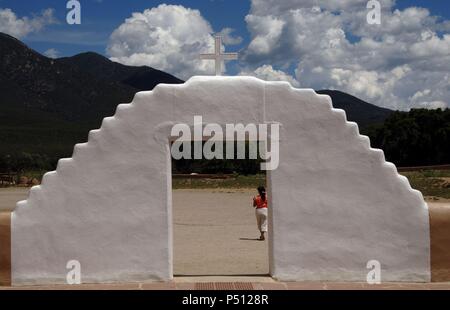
[400,170,450,199]
[20,170,47,181]
[5,169,450,200]
[172,174,266,189]
[172,170,450,200]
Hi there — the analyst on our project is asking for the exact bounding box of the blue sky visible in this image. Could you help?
[0,0,251,56]
[0,0,447,57]
[0,1,449,110]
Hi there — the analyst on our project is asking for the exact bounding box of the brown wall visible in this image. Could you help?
[0,212,11,286]
[430,205,450,282]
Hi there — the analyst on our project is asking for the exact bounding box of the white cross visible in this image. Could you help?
[200,35,238,76]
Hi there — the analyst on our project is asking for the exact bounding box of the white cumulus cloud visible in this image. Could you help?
[107,4,222,80]
[240,65,299,87]
[217,28,243,45]
[43,48,60,59]
[0,8,56,38]
[242,0,450,110]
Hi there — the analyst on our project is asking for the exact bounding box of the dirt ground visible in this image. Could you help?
[0,188,29,212]
[0,187,269,276]
[173,189,269,276]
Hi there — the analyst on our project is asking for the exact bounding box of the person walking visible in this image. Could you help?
[253,186,268,241]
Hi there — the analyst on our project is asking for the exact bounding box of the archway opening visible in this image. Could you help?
[170,141,270,277]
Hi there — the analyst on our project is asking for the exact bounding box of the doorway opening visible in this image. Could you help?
[171,141,269,276]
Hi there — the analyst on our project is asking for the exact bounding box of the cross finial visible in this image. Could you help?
[200,35,238,76]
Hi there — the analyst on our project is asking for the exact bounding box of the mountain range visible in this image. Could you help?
[0,32,393,165]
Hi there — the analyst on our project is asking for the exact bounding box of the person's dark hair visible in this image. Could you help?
[257,186,266,202]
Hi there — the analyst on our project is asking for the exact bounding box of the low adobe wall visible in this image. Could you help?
[430,204,450,282]
[0,212,11,286]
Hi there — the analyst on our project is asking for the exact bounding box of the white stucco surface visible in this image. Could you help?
[11,76,430,285]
